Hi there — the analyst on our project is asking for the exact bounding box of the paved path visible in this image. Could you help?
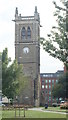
[28,107,68,115]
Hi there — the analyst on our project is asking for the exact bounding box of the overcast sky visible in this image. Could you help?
[0,0,63,73]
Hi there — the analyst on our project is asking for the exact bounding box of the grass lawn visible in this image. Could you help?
[43,106,67,112]
[0,111,2,120]
[2,109,66,118]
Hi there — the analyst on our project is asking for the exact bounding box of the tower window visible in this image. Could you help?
[21,27,26,39]
[27,26,31,38]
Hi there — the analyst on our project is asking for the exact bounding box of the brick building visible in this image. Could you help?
[40,70,64,106]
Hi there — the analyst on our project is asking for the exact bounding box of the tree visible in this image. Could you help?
[52,72,68,100]
[2,48,27,100]
[40,0,68,70]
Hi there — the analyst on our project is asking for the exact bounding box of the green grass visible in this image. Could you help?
[2,109,66,118]
[25,110,66,118]
[43,106,67,112]
[0,111,2,120]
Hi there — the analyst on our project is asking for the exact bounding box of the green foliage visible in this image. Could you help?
[2,48,27,99]
[2,48,8,65]
[16,73,28,96]
[40,1,68,70]
[52,72,68,99]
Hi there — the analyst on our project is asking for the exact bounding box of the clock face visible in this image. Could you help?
[23,47,29,54]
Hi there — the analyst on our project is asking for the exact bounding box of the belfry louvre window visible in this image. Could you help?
[21,27,26,39]
[27,26,31,38]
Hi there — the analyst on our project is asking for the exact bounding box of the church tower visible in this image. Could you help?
[14,6,40,106]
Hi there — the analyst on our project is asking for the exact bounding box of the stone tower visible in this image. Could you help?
[14,6,40,106]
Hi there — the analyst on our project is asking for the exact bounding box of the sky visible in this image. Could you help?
[0,0,64,73]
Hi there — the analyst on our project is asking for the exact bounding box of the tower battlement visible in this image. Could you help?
[14,6,40,23]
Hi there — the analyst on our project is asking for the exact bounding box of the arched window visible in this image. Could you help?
[21,27,26,39]
[27,26,31,38]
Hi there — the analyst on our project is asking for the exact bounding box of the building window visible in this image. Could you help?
[45,90,48,94]
[45,80,48,83]
[49,85,51,89]
[56,79,58,83]
[49,91,51,95]
[49,80,51,83]
[21,27,26,39]
[42,85,44,89]
[42,80,44,84]
[27,26,31,38]
[52,80,54,83]
[42,90,44,93]
[45,85,48,89]
[43,74,46,77]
